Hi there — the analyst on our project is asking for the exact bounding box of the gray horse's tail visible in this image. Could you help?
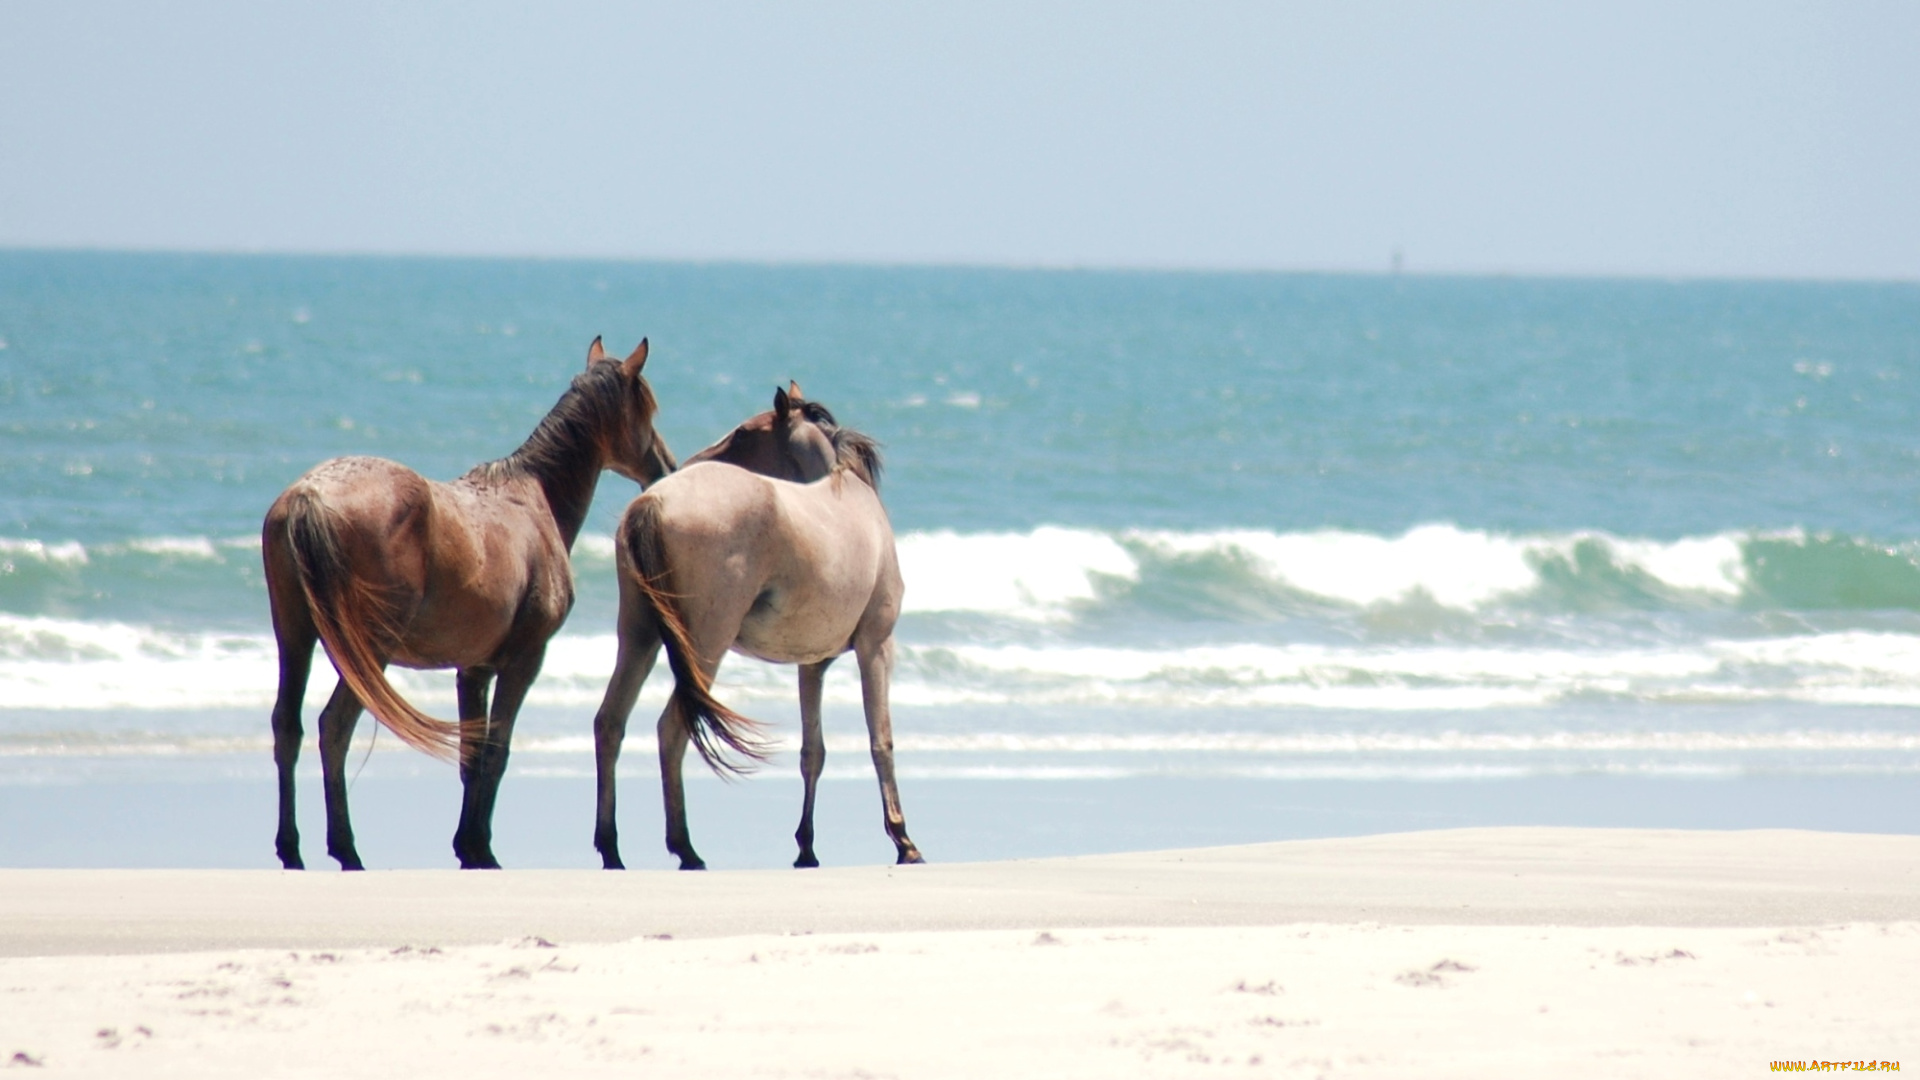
[619,497,770,775]
[281,489,468,762]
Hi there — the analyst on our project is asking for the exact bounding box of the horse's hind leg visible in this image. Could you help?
[593,597,662,870]
[657,693,706,870]
[270,620,316,870]
[453,649,544,870]
[266,526,316,870]
[317,680,368,871]
[656,600,749,871]
[856,636,923,865]
[793,659,832,868]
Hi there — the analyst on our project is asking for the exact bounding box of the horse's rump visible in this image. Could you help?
[270,473,468,761]
[618,494,770,773]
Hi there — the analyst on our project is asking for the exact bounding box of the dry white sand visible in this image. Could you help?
[2,827,1916,1077]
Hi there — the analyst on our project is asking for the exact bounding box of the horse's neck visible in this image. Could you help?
[706,443,832,484]
[506,423,607,553]
[533,464,600,551]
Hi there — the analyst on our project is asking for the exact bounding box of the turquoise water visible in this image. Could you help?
[3,251,1920,865]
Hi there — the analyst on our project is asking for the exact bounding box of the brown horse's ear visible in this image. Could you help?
[773,384,792,422]
[787,379,803,402]
[622,338,649,377]
[586,336,607,368]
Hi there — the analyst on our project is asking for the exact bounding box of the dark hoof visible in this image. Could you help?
[897,849,925,865]
[278,854,305,871]
[601,855,626,871]
[460,857,503,870]
[794,851,820,869]
[334,858,365,872]
[677,857,707,871]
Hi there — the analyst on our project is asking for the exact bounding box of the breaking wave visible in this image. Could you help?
[11,525,1920,624]
[879,524,1920,620]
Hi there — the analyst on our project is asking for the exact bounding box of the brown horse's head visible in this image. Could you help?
[684,381,843,483]
[583,336,676,486]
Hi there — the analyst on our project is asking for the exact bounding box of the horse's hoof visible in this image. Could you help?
[277,850,305,871]
[897,850,925,865]
[334,858,365,872]
[794,851,820,869]
[601,856,626,871]
[677,858,707,871]
[460,858,503,870]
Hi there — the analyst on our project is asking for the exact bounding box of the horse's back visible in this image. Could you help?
[271,455,553,569]
[271,455,431,521]
[637,462,890,577]
[776,472,893,546]
[638,460,777,521]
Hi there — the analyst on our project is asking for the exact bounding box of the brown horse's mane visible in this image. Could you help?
[465,360,659,486]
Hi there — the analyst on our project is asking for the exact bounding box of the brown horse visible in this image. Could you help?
[589,384,923,870]
[264,338,673,870]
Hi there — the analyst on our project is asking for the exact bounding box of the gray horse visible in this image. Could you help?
[589,384,923,870]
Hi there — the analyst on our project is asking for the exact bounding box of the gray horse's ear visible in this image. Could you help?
[773,384,792,422]
[788,380,803,401]
[586,336,607,368]
[622,338,649,376]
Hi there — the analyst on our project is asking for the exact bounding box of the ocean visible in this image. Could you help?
[3,250,1919,869]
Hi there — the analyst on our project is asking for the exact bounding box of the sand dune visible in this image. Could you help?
[2,828,1915,1076]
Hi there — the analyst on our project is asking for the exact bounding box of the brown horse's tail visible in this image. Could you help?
[619,497,769,775]
[281,490,467,762]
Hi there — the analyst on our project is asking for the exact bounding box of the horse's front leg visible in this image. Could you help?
[658,693,705,870]
[270,628,315,870]
[454,652,541,869]
[856,636,923,864]
[593,615,661,870]
[793,659,832,868]
[316,680,368,871]
[454,667,492,787]
[449,667,493,867]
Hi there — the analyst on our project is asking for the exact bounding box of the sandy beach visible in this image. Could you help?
[2,827,1915,1076]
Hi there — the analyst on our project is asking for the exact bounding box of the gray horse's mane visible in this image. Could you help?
[831,426,883,490]
[468,361,656,484]
[801,400,883,491]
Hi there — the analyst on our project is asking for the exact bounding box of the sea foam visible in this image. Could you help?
[7,612,1920,714]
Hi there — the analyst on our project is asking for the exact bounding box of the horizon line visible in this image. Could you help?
[2,242,1915,288]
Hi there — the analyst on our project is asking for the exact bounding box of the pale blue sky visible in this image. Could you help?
[2,2,1915,277]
